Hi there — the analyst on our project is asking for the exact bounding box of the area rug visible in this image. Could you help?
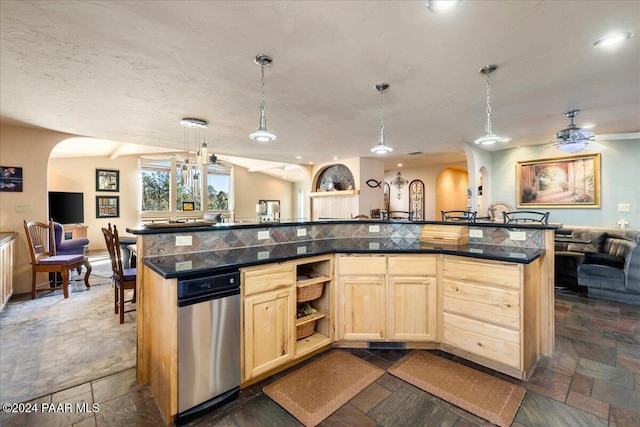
[0,279,136,404]
[388,351,525,427]
[263,350,384,426]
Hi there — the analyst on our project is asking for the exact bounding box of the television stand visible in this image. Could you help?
[63,224,87,239]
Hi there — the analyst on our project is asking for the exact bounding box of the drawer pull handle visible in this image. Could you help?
[452,287,459,292]
[477,342,483,347]
[502,303,511,308]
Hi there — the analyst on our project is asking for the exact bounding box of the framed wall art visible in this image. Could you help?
[0,166,23,192]
[516,153,601,208]
[96,169,119,192]
[96,196,120,218]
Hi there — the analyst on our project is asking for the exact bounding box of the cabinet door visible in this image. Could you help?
[339,276,386,341]
[388,276,437,341]
[243,286,295,381]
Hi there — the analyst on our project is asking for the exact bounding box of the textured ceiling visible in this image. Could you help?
[1,1,639,171]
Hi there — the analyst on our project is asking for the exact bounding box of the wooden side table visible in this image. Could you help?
[63,224,88,239]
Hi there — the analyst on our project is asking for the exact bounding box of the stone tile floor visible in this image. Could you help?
[1,289,639,426]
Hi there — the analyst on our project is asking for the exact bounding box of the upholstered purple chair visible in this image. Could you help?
[53,221,89,256]
[53,221,89,275]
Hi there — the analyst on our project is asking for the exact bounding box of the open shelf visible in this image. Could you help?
[295,332,332,357]
[295,309,327,327]
[293,255,333,357]
[296,273,330,288]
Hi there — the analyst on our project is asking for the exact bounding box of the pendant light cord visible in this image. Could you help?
[485,72,493,134]
[260,64,266,111]
[379,87,385,141]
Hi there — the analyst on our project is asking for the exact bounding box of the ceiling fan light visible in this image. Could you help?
[555,141,589,153]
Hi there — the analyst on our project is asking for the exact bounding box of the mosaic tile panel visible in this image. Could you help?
[139,222,544,259]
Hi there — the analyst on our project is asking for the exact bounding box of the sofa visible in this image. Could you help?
[555,226,640,304]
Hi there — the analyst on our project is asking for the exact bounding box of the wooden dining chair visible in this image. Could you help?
[102,224,137,323]
[23,220,92,299]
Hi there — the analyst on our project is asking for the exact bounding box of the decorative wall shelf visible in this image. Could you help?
[309,190,360,198]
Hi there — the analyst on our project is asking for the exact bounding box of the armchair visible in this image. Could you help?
[53,222,89,256]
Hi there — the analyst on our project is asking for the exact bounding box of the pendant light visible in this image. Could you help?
[180,118,208,187]
[249,54,277,142]
[370,83,393,154]
[474,65,506,145]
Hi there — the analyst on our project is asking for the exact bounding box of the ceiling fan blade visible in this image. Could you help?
[594,132,640,141]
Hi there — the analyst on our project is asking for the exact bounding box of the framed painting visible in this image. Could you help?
[96,169,119,192]
[0,166,23,192]
[516,153,601,208]
[96,196,120,218]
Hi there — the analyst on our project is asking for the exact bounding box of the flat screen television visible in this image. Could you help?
[48,191,84,224]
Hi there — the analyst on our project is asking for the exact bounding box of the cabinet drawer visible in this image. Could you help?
[443,257,520,289]
[442,312,520,369]
[442,279,520,329]
[338,255,386,276]
[242,264,294,296]
[388,256,437,276]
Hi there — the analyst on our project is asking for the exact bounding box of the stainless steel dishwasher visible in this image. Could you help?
[175,271,240,426]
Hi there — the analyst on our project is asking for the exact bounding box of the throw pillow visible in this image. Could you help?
[567,230,607,253]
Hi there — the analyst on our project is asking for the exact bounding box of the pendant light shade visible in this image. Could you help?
[370,83,393,154]
[474,65,506,145]
[249,55,276,142]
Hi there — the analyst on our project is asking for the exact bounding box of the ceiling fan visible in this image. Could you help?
[553,109,640,153]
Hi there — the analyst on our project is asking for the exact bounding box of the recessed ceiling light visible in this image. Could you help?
[333,156,339,160]
[426,0,463,12]
[397,163,403,167]
[295,155,302,160]
[593,31,633,48]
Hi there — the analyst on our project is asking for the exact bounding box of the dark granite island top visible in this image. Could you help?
[143,238,545,279]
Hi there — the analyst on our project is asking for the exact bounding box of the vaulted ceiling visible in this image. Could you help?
[1,1,638,170]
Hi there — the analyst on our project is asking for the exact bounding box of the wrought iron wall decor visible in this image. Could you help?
[409,179,425,221]
[393,171,408,199]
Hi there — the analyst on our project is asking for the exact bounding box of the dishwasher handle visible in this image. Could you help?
[178,286,239,307]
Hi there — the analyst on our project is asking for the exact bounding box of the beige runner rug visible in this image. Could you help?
[263,350,384,427]
[388,351,525,427]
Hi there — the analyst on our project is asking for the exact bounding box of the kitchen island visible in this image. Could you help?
[128,220,557,424]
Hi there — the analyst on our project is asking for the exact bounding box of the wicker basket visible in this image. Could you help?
[296,317,317,340]
[296,282,323,302]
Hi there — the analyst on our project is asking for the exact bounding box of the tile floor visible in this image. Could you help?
[1,289,639,426]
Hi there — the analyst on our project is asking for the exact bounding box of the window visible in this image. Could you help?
[206,165,230,210]
[141,160,170,211]
[140,156,231,219]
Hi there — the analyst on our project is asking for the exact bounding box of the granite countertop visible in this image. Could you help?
[128,219,559,235]
[143,238,545,279]
[0,232,18,246]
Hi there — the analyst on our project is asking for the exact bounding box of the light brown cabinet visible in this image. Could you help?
[0,238,15,311]
[336,254,438,343]
[241,255,334,384]
[242,263,296,382]
[440,255,541,379]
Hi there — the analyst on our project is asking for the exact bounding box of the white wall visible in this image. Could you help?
[490,139,640,228]
[233,165,293,221]
[0,125,71,294]
[385,162,467,220]
[48,154,140,250]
